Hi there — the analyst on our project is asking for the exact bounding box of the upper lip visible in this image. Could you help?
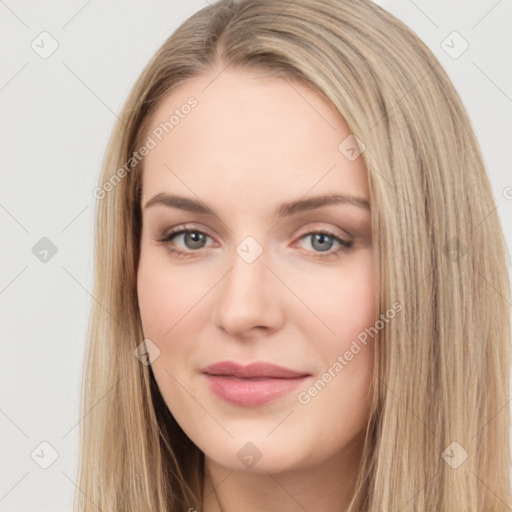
[201,361,310,379]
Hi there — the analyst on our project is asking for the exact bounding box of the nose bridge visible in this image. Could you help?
[224,236,271,307]
[212,234,282,335]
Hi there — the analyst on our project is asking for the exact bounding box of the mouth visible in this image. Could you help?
[201,361,311,407]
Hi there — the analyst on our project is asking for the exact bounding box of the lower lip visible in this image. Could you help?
[203,374,309,407]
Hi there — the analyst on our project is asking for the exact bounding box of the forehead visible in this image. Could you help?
[141,69,369,212]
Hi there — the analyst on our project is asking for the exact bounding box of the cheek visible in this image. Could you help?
[302,251,375,411]
[137,269,171,341]
[136,257,200,418]
[136,250,206,340]
[313,250,376,350]
[136,251,211,384]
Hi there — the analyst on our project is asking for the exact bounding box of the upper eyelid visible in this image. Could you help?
[163,223,215,240]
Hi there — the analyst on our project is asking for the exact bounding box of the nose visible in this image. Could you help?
[211,244,284,338]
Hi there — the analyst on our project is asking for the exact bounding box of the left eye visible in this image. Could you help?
[298,231,353,255]
[154,227,353,259]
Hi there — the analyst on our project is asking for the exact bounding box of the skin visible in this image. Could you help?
[137,67,375,512]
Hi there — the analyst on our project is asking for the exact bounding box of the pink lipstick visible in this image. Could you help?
[201,361,310,407]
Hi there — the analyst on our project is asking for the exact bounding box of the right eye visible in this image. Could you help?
[154,225,216,258]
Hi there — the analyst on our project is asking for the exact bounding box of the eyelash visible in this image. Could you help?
[154,224,353,260]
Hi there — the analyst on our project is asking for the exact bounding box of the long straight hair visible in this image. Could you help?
[75,0,512,510]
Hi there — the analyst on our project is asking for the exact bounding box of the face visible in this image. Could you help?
[137,68,375,475]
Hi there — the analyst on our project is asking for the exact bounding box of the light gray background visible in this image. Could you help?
[1,1,511,510]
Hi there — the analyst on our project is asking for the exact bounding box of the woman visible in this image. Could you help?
[76,0,511,510]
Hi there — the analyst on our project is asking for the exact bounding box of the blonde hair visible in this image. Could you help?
[75,0,512,510]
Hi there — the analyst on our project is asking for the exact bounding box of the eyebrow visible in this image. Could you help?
[143,192,370,217]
